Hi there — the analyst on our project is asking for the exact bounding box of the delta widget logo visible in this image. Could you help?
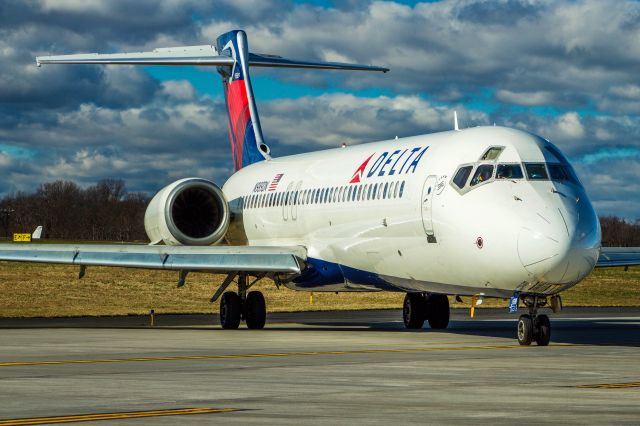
[349,146,429,183]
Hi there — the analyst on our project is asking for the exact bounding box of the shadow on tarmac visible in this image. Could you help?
[2,308,639,347]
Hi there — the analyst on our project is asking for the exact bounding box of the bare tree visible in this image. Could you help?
[0,180,148,241]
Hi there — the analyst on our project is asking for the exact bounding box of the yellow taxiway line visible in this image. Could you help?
[0,343,577,368]
[0,408,237,425]
[577,382,640,389]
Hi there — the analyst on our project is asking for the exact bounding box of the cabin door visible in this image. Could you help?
[421,175,437,239]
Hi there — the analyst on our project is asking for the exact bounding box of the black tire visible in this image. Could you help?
[403,293,425,329]
[534,314,551,346]
[220,292,241,329]
[517,314,534,345]
[427,294,450,329]
[245,291,266,330]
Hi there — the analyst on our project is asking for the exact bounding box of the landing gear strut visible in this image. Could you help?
[516,295,550,346]
[217,274,267,330]
[402,293,450,330]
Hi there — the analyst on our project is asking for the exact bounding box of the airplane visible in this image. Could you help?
[1,29,639,345]
[32,226,43,240]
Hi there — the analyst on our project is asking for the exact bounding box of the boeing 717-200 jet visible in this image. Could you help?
[1,30,639,345]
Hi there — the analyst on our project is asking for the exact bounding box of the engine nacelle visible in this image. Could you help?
[144,178,230,246]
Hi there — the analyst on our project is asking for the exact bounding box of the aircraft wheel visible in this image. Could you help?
[517,314,534,345]
[220,291,241,329]
[427,294,450,329]
[534,314,551,346]
[403,293,425,329]
[245,291,266,329]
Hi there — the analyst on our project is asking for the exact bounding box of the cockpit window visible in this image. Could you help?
[496,164,524,179]
[545,145,581,186]
[453,165,473,189]
[470,164,494,186]
[481,146,504,161]
[525,163,548,180]
[548,163,570,181]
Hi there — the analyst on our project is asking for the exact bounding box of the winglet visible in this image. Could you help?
[454,111,459,131]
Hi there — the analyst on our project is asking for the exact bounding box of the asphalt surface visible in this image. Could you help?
[1,308,639,425]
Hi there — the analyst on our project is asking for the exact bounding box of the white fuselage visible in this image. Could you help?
[222,126,601,298]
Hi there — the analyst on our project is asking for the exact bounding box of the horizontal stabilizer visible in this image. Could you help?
[248,53,389,72]
[36,45,234,67]
[36,45,389,73]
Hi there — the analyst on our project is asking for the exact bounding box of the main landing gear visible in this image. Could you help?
[516,295,551,346]
[217,274,267,330]
[403,293,450,329]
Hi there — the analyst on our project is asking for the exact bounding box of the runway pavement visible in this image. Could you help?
[1,308,639,425]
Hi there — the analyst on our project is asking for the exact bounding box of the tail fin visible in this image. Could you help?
[35,30,389,172]
[32,226,43,240]
[216,30,269,171]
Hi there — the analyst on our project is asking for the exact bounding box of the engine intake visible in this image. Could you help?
[144,178,230,245]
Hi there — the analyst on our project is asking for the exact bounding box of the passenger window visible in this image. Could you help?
[470,164,494,186]
[481,146,504,161]
[548,164,569,181]
[399,181,405,198]
[496,164,523,179]
[453,165,473,189]
[525,163,548,180]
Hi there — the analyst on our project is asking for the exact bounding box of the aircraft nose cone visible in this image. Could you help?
[517,224,569,281]
[518,204,599,284]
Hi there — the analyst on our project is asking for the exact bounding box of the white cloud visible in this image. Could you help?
[496,90,554,107]
[0,152,11,167]
[160,80,196,101]
[556,112,585,139]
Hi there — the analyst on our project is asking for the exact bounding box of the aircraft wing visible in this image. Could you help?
[0,244,306,274]
[596,247,640,268]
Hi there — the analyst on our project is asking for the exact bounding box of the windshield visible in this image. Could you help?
[470,164,494,186]
[496,164,524,179]
[525,163,548,180]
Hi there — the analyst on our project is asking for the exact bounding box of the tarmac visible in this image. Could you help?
[1,307,639,425]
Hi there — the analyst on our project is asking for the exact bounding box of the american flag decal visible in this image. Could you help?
[268,173,284,191]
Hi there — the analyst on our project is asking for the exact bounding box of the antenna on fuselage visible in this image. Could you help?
[454,111,460,131]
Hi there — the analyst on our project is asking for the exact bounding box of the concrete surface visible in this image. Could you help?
[1,308,639,425]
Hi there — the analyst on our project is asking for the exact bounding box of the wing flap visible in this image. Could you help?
[0,244,306,273]
[596,247,640,268]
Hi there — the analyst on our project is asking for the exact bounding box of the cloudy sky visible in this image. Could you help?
[1,0,639,219]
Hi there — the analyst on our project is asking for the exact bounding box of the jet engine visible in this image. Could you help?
[144,178,230,246]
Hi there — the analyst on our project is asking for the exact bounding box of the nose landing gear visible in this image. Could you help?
[517,295,551,346]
